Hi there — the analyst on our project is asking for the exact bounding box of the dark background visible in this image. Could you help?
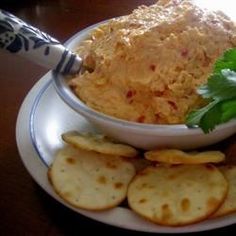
[0,0,236,235]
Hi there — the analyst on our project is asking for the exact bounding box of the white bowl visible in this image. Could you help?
[53,22,236,150]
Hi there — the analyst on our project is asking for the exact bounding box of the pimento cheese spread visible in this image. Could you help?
[70,0,236,124]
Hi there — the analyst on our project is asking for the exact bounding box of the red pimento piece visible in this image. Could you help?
[126,90,133,98]
[149,64,156,71]
[126,89,136,98]
[137,115,145,123]
[168,101,177,110]
[181,49,188,57]
[155,113,161,121]
[154,90,164,96]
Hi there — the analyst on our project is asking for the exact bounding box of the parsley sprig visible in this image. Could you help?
[186,48,236,133]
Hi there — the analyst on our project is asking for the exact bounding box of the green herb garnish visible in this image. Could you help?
[186,48,236,133]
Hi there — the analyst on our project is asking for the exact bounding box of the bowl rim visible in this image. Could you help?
[52,20,236,136]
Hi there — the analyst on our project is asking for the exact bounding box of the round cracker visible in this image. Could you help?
[62,131,138,157]
[144,149,225,164]
[48,146,136,210]
[212,165,236,217]
[127,165,228,226]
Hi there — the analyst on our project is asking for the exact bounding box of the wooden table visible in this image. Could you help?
[1,0,236,235]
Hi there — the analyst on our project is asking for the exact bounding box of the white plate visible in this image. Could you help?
[16,23,236,233]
